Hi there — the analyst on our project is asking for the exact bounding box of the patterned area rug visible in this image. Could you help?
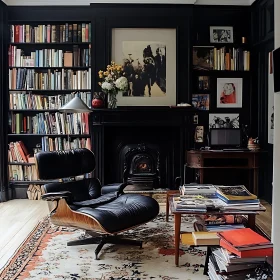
[0,213,207,280]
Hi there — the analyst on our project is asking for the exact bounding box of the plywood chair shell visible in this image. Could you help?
[50,199,107,233]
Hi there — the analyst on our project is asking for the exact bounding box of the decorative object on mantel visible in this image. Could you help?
[91,92,106,108]
[248,137,260,151]
[98,61,129,109]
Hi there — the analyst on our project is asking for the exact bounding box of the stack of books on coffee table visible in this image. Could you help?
[174,184,265,214]
[208,228,273,280]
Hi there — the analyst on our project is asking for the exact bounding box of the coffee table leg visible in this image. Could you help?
[166,194,169,222]
[174,213,181,266]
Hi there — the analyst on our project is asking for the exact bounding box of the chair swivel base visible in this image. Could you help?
[67,235,143,260]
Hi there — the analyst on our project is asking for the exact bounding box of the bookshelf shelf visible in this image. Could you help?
[9,180,59,185]
[9,89,90,92]
[9,109,61,112]
[9,66,90,70]
[10,42,90,46]
[8,162,36,166]
[8,134,91,137]
[193,43,249,48]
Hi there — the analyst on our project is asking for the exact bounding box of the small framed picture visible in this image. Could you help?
[210,26,234,43]
[198,76,210,91]
[217,78,242,108]
[195,126,204,143]
[192,94,210,110]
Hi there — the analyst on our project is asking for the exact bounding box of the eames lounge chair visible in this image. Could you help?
[35,148,159,259]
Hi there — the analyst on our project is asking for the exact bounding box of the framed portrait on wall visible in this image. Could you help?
[217,78,243,108]
[111,28,177,106]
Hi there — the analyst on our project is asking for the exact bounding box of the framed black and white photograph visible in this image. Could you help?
[217,78,243,108]
[210,26,234,43]
[209,113,239,129]
[111,28,176,106]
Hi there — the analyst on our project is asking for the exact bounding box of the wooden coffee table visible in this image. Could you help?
[168,194,261,266]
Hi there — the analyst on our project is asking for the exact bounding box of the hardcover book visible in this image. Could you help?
[216,185,257,201]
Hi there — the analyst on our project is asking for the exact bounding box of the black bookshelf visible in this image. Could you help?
[6,20,93,199]
[8,134,90,137]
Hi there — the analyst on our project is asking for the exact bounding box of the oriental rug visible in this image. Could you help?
[0,213,207,280]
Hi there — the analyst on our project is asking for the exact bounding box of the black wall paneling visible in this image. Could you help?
[251,0,274,203]
[2,3,268,197]
[0,1,8,202]
[90,4,193,184]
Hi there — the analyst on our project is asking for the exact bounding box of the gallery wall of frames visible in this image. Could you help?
[0,2,273,200]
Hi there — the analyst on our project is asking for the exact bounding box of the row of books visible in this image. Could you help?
[40,136,91,152]
[8,138,91,164]
[208,228,273,279]
[9,165,38,181]
[9,112,90,135]
[9,68,91,90]
[193,46,250,71]
[9,46,91,67]
[8,141,31,163]
[9,91,92,110]
[10,23,91,43]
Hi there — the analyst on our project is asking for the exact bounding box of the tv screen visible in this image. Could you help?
[273,47,280,93]
[210,128,241,147]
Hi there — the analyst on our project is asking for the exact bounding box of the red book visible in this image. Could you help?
[218,228,271,249]
[220,238,273,258]
[218,228,273,258]
[15,25,20,43]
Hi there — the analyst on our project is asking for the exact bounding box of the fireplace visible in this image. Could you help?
[119,143,160,190]
[91,107,195,190]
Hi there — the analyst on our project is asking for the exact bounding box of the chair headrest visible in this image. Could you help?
[35,148,95,180]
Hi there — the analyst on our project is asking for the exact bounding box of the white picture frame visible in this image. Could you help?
[217,78,243,108]
[111,28,177,106]
[210,26,234,43]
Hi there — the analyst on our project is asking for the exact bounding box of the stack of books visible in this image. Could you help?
[176,184,265,213]
[208,228,273,279]
[215,185,265,212]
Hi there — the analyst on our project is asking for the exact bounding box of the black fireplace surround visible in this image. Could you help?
[91,107,195,190]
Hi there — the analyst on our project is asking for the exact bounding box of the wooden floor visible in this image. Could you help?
[0,199,49,271]
[0,198,273,272]
[256,200,272,239]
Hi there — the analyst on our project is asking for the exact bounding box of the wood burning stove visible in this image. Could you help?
[119,143,160,190]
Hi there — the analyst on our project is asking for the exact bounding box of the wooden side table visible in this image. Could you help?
[186,150,261,195]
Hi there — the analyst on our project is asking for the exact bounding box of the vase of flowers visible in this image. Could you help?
[98,61,128,109]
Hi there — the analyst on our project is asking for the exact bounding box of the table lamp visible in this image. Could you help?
[59,96,92,148]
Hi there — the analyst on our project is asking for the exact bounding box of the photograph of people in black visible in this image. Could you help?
[122,42,166,97]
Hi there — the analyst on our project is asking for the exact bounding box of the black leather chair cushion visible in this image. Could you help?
[43,178,102,202]
[77,194,159,233]
[36,148,95,180]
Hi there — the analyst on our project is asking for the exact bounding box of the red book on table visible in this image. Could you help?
[218,228,273,258]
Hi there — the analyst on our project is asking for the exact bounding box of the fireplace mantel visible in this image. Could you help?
[91,106,196,188]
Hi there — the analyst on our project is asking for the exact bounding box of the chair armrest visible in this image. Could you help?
[41,191,72,201]
[101,183,127,195]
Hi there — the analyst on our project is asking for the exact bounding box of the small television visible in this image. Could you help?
[210,128,241,148]
[273,47,280,93]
